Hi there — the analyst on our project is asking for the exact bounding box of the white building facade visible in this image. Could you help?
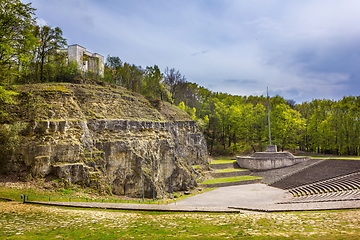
[65,44,104,77]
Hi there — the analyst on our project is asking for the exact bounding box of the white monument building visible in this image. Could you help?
[63,44,104,77]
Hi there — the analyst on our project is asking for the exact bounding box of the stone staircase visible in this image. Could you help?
[270,160,360,189]
[200,160,261,188]
[266,159,325,185]
[253,159,323,185]
[284,171,360,203]
[263,159,360,204]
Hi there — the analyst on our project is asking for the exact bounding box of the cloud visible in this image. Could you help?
[191,51,208,57]
[24,0,360,102]
[224,79,258,85]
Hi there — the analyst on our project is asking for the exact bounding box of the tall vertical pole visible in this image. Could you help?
[267,87,272,146]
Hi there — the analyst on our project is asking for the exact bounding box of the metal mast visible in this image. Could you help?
[267,87,272,145]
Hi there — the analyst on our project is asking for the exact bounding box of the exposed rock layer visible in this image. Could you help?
[0,83,208,197]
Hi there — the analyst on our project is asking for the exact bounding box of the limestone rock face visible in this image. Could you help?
[0,83,209,197]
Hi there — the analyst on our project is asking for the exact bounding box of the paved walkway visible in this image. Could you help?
[27,184,360,213]
[171,184,290,207]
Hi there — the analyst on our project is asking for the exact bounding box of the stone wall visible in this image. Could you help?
[3,119,207,198]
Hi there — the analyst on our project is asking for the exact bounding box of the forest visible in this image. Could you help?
[1,0,360,156]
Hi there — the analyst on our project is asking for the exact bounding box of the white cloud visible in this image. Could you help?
[24,0,360,102]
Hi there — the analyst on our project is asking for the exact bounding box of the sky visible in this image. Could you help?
[24,0,360,103]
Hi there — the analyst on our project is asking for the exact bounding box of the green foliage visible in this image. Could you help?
[0,86,18,122]
[297,96,360,155]
[0,85,18,104]
[177,101,197,120]
[26,25,67,83]
[210,159,235,164]
[215,168,246,173]
[271,103,305,151]
[56,60,81,82]
[0,0,37,83]
[200,175,261,184]
[0,1,72,84]
[104,55,146,93]
[178,101,185,111]
[142,65,165,100]
[163,67,186,103]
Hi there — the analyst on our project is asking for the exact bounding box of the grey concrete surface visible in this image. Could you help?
[27,183,360,212]
[171,183,291,208]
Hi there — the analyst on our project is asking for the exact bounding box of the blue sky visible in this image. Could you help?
[25,0,360,103]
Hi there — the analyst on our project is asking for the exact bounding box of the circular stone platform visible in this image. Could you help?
[236,149,308,170]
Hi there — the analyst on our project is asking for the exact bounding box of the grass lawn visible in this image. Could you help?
[0,186,157,204]
[0,185,212,205]
[210,159,236,164]
[1,201,360,239]
[310,156,360,160]
[200,176,261,185]
[215,168,247,173]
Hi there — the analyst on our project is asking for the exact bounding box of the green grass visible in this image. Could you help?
[0,185,212,205]
[310,156,360,160]
[210,159,235,164]
[1,202,360,239]
[215,168,247,173]
[0,186,165,204]
[200,176,261,185]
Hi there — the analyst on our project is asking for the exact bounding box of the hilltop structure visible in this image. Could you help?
[62,44,104,77]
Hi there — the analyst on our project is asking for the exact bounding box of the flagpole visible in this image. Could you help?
[267,87,272,146]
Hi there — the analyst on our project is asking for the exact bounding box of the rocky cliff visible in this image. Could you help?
[0,83,208,198]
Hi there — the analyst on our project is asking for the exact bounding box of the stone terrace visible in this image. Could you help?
[287,171,360,202]
[252,159,323,185]
[270,160,360,189]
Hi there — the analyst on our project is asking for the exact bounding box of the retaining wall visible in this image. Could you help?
[236,153,307,170]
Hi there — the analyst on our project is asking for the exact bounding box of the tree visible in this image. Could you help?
[271,103,306,151]
[104,55,122,84]
[0,0,37,83]
[142,65,164,100]
[306,99,333,153]
[178,101,197,120]
[106,59,144,93]
[286,99,296,109]
[163,67,186,103]
[33,25,67,82]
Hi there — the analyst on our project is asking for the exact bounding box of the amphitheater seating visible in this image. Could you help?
[286,172,360,203]
[270,160,360,190]
[254,159,323,185]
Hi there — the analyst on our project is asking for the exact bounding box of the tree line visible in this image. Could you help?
[1,0,360,156]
